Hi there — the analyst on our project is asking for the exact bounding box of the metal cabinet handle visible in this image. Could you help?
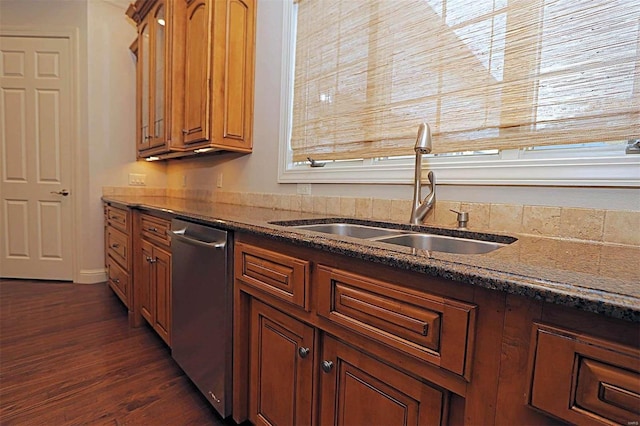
[111,243,120,249]
[113,278,120,284]
[182,129,188,135]
[298,347,310,359]
[50,189,69,196]
[146,256,157,263]
[147,227,158,232]
[321,360,334,373]
[208,391,221,403]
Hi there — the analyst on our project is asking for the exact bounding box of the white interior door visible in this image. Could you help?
[0,35,74,280]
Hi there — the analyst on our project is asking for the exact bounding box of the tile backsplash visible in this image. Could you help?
[102,186,640,246]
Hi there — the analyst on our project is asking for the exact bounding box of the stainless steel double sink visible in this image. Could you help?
[288,222,512,255]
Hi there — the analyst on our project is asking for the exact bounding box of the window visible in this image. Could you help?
[278,0,640,186]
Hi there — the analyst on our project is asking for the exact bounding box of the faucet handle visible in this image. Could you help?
[450,209,469,229]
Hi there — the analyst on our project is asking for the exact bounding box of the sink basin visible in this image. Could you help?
[292,223,406,239]
[275,219,514,255]
[376,233,506,254]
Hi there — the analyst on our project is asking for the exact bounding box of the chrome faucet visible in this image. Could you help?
[410,123,436,225]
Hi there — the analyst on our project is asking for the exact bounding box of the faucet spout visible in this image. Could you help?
[410,123,436,225]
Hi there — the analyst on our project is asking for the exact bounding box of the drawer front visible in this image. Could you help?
[316,265,476,377]
[235,242,310,310]
[529,324,640,425]
[106,205,130,234]
[107,255,130,308]
[141,214,171,247]
[106,226,130,269]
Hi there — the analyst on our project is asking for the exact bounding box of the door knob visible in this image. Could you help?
[50,189,69,196]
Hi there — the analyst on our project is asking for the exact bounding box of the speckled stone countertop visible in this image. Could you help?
[103,195,640,322]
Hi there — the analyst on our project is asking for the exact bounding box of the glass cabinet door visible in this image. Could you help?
[152,3,166,147]
[139,23,151,151]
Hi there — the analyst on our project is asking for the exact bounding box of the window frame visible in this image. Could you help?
[276,0,640,187]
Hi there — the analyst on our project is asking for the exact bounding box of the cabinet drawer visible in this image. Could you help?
[529,323,640,425]
[316,265,476,378]
[141,214,171,247]
[106,205,130,234]
[106,226,130,269]
[235,242,310,310]
[107,255,130,308]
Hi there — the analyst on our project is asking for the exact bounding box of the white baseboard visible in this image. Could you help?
[76,268,107,284]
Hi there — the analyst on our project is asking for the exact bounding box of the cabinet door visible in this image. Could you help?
[136,1,170,155]
[183,0,211,144]
[153,246,171,346]
[212,0,255,151]
[139,239,154,324]
[138,21,151,152]
[250,300,314,426]
[150,1,168,149]
[319,336,448,426]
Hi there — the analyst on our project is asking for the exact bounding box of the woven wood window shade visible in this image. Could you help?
[290,0,640,162]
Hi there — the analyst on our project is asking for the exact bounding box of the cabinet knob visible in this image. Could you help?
[182,129,188,135]
[146,256,157,263]
[113,278,120,284]
[298,347,310,359]
[321,360,334,373]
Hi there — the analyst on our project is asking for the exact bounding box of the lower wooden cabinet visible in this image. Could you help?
[137,220,172,346]
[104,203,133,317]
[247,299,448,426]
[250,300,314,426]
[236,237,453,426]
[319,335,448,426]
[233,234,639,425]
[528,323,640,425]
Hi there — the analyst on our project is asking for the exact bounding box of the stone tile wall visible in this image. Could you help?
[102,187,640,246]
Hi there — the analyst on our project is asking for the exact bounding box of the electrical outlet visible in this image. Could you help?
[181,175,187,187]
[216,173,223,188]
[128,173,146,186]
[297,183,311,195]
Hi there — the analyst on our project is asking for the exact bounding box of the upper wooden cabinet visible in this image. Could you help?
[127,0,256,159]
[183,0,255,152]
[128,0,185,158]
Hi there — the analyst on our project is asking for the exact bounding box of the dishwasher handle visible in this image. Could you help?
[168,229,226,249]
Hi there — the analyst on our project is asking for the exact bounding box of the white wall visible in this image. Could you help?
[166,0,640,211]
[1,0,167,282]
[86,0,166,280]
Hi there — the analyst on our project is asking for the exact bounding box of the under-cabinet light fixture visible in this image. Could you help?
[194,148,214,154]
[157,18,165,26]
[145,156,160,162]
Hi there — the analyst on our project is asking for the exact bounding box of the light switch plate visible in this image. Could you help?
[128,173,146,186]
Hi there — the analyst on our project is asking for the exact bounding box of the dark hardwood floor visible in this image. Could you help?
[0,279,236,425]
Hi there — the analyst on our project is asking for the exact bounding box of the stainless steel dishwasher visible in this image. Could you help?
[169,218,232,418]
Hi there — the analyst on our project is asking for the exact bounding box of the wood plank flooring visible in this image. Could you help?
[0,279,237,425]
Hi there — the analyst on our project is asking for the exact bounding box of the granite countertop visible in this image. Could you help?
[103,195,640,322]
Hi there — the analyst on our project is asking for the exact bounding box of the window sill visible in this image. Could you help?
[278,155,640,187]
